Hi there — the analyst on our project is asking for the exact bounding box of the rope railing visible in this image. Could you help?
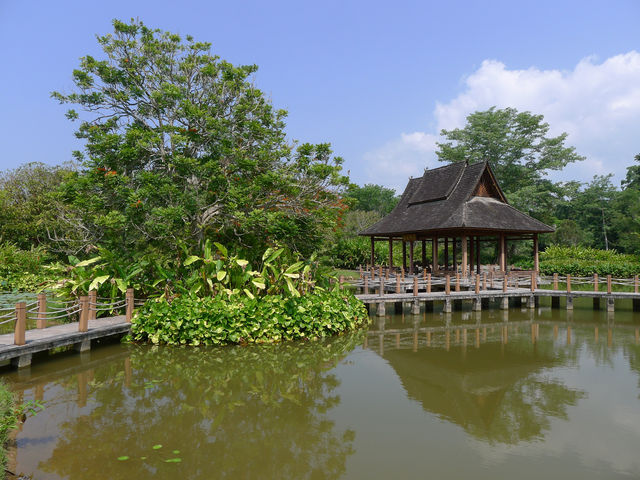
[0,287,136,346]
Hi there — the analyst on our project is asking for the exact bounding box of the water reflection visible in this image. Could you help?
[5,334,364,480]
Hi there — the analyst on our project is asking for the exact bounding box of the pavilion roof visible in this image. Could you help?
[360,161,554,237]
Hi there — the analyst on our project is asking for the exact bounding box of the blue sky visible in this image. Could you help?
[1,0,639,191]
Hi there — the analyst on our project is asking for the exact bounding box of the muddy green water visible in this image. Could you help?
[3,298,640,479]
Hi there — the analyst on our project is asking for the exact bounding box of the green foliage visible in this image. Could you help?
[131,290,369,345]
[0,162,74,252]
[533,245,640,276]
[0,381,14,477]
[51,19,349,260]
[345,184,398,215]
[329,237,388,269]
[0,242,60,292]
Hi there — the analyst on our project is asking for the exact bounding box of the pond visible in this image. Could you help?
[3,299,640,479]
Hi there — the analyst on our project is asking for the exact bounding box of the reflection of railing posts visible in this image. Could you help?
[88,290,97,321]
[126,288,134,322]
[14,302,26,346]
[37,293,47,329]
[79,296,89,332]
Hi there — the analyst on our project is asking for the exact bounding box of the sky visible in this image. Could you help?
[1,0,639,192]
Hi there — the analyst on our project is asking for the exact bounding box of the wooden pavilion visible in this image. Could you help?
[359,161,554,275]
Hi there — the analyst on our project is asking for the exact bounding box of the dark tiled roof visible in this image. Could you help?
[360,162,554,236]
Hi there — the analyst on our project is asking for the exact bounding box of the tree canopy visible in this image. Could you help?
[51,19,349,260]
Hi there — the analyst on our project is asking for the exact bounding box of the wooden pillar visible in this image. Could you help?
[533,233,539,273]
[444,238,449,270]
[126,288,134,323]
[476,237,481,274]
[409,241,414,275]
[469,236,475,274]
[432,236,438,273]
[14,302,26,346]
[421,240,426,267]
[461,235,468,276]
[370,236,375,268]
[499,234,506,273]
[452,238,457,271]
[37,293,47,329]
[402,241,407,272]
[388,238,393,268]
[88,290,97,321]
[79,296,89,332]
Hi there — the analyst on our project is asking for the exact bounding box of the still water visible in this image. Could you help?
[3,298,640,479]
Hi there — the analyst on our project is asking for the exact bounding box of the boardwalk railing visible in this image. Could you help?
[0,289,136,347]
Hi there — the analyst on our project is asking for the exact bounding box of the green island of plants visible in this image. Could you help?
[129,242,368,345]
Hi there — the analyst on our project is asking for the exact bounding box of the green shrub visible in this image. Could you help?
[522,245,640,276]
[0,242,60,292]
[131,290,369,345]
[0,381,15,477]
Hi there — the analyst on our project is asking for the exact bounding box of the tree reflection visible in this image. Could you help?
[36,333,363,480]
[381,335,586,445]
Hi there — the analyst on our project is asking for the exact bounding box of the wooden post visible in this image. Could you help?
[37,293,47,329]
[339,275,344,289]
[388,238,393,268]
[553,273,558,290]
[469,236,475,274]
[379,278,384,297]
[476,236,481,274]
[499,234,506,273]
[502,273,507,292]
[530,272,536,292]
[452,238,458,272]
[594,274,598,292]
[444,238,449,270]
[88,290,97,321]
[364,276,369,294]
[402,241,407,272]
[413,276,418,297]
[533,233,539,273]
[409,241,414,275]
[14,302,26,346]
[401,268,405,282]
[455,273,460,292]
[370,236,375,268]
[607,275,612,294]
[396,276,401,294]
[445,275,451,295]
[567,274,572,293]
[79,296,89,332]
[126,288,134,322]
[635,275,639,294]
[421,239,427,268]
[475,274,480,294]
[432,236,438,273]
[461,235,468,276]
[426,273,431,293]
[490,271,494,288]
[482,273,487,291]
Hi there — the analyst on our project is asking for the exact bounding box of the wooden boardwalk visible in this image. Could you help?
[0,315,130,368]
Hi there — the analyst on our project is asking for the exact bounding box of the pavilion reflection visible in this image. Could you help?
[367,316,594,445]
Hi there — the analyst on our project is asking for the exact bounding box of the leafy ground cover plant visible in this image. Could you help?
[130,290,368,345]
[516,245,640,276]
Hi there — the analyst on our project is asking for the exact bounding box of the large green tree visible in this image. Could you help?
[51,19,349,260]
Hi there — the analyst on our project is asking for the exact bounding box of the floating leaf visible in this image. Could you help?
[117,456,129,461]
[152,444,163,450]
[172,450,180,454]
[165,458,182,463]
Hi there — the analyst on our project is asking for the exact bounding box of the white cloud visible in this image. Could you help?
[363,51,640,191]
